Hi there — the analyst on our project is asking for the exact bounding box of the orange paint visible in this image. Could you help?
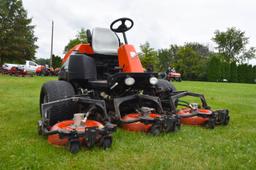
[118,44,144,73]
[177,108,211,125]
[48,120,103,146]
[121,113,160,132]
[62,44,94,64]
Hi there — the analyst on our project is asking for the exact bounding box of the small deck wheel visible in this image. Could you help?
[102,137,112,149]
[223,114,230,125]
[69,141,80,154]
[205,118,215,129]
[38,125,42,135]
[149,125,161,136]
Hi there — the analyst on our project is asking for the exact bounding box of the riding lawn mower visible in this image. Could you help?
[38,18,230,153]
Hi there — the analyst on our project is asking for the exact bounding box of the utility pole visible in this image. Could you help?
[50,20,54,67]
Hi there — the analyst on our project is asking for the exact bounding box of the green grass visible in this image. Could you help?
[0,75,255,170]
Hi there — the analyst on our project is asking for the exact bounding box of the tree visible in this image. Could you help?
[220,61,230,81]
[241,47,256,63]
[175,46,207,80]
[35,58,50,65]
[138,42,158,71]
[64,28,88,53]
[253,66,256,83]
[237,64,248,83]
[52,55,62,68]
[157,48,172,71]
[207,55,221,82]
[230,61,238,82]
[157,44,181,72]
[185,42,210,57]
[212,27,255,63]
[0,0,38,64]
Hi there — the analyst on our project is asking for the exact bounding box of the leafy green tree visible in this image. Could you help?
[35,58,50,65]
[237,64,248,83]
[169,44,180,60]
[175,46,207,80]
[212,27,255,63]
[139,42,158,71]
[207,54,221,81]
[64,28,88,53]
[157,48,172,71]
[185,42,210,57]
[253,66,256,83]
[241,47,256,63]
[230,61,238,82]
[157,45,181,72]
[52,55,62,68]
[0,0,38,64]
[220,61,230,81]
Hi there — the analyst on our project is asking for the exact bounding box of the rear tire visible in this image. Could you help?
[158,79,176,92]
[40,80,77,126]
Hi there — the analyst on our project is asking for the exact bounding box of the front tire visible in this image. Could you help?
[40,80,77,126]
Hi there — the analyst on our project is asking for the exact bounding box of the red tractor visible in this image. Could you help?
[8,66,32,77]
[165,68,182,81]
[38,18,229,153]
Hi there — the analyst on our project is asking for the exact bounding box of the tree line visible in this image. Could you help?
[139,28,256,83]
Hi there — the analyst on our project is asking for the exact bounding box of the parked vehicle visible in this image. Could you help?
[3,60,40,73]
[8,66,33,77]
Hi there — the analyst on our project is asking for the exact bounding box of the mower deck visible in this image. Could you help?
[161,91,230,128]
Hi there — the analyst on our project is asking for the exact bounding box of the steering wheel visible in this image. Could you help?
[110,18,134,33]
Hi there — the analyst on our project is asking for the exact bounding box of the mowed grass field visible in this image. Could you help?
[0,75,255,170]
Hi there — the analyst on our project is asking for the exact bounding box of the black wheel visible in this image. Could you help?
[69,141,80,154]
[40,80,77,126]
[205,118,215,129]
[38,124,42,135]
[149,125,161,136]
[223,114,230,125]
[102,137,112,149]
[154,79,176,101]
[167,119,180,132]
[157,79,176,92]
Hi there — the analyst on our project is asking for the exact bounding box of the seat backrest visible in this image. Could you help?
[92,27,119,55]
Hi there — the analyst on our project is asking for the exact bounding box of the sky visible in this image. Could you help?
[22,0,256,65]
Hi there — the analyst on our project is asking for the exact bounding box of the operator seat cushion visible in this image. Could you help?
[92,27,119,55]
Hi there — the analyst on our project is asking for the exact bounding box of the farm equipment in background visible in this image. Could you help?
[8,66,33,77]
[38,18,229,153]
[1,61,41,77]
[165,68,182,82]
[167,71,181,81]
[0,65,9,74]
[36,65,60,76]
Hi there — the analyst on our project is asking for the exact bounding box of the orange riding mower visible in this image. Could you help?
[38,18,228,153]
